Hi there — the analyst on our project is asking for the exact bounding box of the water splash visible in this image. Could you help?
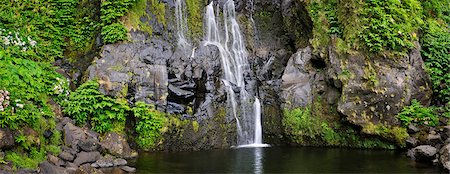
[203,0,268,147]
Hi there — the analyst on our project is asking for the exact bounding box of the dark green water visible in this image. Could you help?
[134,147,441,173]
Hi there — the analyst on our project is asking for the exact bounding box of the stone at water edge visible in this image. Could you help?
[75,163,104,174]
[409,145,437,161]
[92,155,114,168]
[73,151,101,166]
[100,132,132,158]
[439,144,450,170]
[113,158,127,166]
[121,166,136,173]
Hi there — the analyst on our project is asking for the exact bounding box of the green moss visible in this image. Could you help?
[192,121,199,133]
[363,62,379,88]
[124,0,152,35]
[186,0,205,41]
[5,148,46,169]
[150,0,167,27]
[362,123,408,147]
[283,104,399,149]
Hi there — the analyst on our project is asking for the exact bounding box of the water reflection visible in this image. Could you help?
[232,147,265,174]
[134,147,440,173]
[254,148,263,174]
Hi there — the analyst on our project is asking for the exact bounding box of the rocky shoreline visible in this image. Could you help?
[0,117,137,174]
[407,124,450,170]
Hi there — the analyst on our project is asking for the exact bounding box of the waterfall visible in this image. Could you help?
[203,0,268,147]
[175,0,190,48]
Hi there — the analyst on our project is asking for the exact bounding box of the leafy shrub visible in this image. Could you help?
[5,148,46,169]
[0,52,69,129]
[360,0,423,53]
[0,0,101,62]
[132,102,165,149]
[101,23,128,44]
[397,99,438,126]
[101,0,137,25]
[63,80,129,133]
[420,19,450,103]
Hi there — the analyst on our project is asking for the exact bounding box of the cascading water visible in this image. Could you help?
[203,0,268,147]
[175,0,190,48]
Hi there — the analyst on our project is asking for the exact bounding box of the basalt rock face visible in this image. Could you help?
[86,0,432,150]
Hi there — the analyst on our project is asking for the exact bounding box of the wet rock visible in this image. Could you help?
[87,40,170,111]
[427,133,442,146]
[406,137,418,148]
[100,132,132,158]
[168,84,194,99]
[281,47,313,109]
[47,154,64,167]
[409,145,437,161]
[63,123,87,148]
[442,126,450,140]
[77,138,100,152]
[100,167,125,174]
[408,124,420,134]
[39,161,68,174]
[167,102,186,115]
[336,43,432,129]
[0,128,15,149]
[61,146,78,156]
[92,155,114,168]
[113,158,127,166]
[120,166,136,173]
[75,164,104,174]
[73,151,101,166]
[440,144,450,170]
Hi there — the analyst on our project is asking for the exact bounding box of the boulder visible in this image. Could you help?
[39,161,68,174]
[63,123,87,148]
[440,144,450,170]
[100,132,132,158]
[75,164,104,174]
[336,43,432,128]
[113,158,127,166]
[406,137,418,148]
[92,155,114,168]
[0,128,14,149]
[120,166,136,173]
[47,154,64,166]
[77,138,100,152]
[58,151,75,162]
[73,151,101,166]
[281,47,313,109]
[407,124,420,134]
[409,145,437,161]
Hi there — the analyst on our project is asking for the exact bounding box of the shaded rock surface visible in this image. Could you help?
[100,132,132,158]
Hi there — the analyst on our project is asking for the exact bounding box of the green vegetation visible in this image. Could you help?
[283,106,397,149]
[186,0,205,40]
[63,80,129,133]
[5,148,46,169]
[132,102,166,150]
[420,19,450,103]
[308,0,423,55]
[360,0,422,53]
[101,23,129,44]
[397,99,439,127]
[0,52,69,129]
